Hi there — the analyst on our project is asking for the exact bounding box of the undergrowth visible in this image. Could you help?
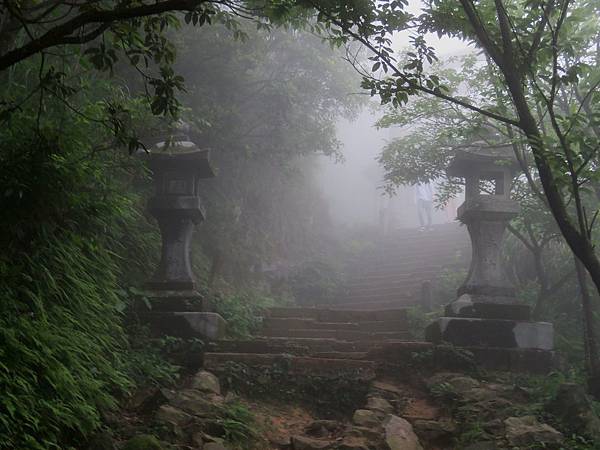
[0,114,156,448]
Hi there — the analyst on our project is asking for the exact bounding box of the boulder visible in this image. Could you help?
[427,373,480,395]
[155,404,193,426]
[504,416,564,447]
[367,397,394,414]
[191,370,221,395]
[384,415,423,450]
[353,409,380,428]
[458,397,515,421]
[167,389,219,416]
[291,435,333,450]
[412,419,456,442]
[546,383,600,439]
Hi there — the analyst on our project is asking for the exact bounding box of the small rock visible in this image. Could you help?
[372,380,403,395]
[458,397,514,421]
[366,397,394,414]
[122,435,163,450]
[269,434,292,448]
[504,416,564,447]
[481,418,504,435]
[384,415,423,450]
[191,370,221,395]
[305,419,341,437]
[427,373,480,394]
[337,438,369,450]
[346,426,381,441]
[190,431,204,448]
[462,387,498,402]
[412,419,456,441]
[291,435,333,450]
[352,409,380,428]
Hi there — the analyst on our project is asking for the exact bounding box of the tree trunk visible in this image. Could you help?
[575,257,600,398]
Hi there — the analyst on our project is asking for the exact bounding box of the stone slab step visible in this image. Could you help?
[209,337,393,354]
[263,317,409,332]
[344,292,421,303]
[358,260,468,275]
[267,307,408,322]
[331,299,420,310]
[261,328,411,341]
[311,351,369,360]
[203,352,376,379]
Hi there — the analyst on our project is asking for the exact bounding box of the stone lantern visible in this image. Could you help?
[140,136,226,339]
[426,143,553,350]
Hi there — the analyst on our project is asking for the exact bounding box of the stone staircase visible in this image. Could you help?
[204,306,412,378]
[337,223,471,310]
[203,223,554,380]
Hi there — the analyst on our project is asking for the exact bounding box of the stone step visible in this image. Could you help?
[357,256,468,269]
[203,352,376,379]
[345,288,422,299]
[370,245,470,257]
[344,292,422,304]
[311,351,369,360]
[207,341,556,373]
[348,268,460,287]
[209,337,393,354]
[358,259,468,274]
[379,230,468,243]
[331,299,420,310]
[263,317,409,332]
[260,328,411,341]
[267,307,409,322]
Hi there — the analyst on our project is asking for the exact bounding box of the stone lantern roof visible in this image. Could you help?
[447,142,520,178]
[148,140,215,179]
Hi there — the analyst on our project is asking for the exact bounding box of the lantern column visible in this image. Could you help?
[140,139,226,340]
[426,144,554,351]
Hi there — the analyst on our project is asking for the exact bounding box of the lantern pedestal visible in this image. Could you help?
[426,144,554,351]
[137,143,226,340]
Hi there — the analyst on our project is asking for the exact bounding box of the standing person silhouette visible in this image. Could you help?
[415,181,434,231]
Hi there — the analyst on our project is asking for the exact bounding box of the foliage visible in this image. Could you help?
[0,109,155,448]
[216,399,261,449]
[212,289,280,338]
[298,0,600,383]
[289,258,346,305]
[177,24,361,287]
[220,360,370,417]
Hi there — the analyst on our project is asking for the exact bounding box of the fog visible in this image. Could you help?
[317,25,473,230]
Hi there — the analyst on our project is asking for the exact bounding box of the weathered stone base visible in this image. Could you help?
[426,317,553,350]
[143,311,226,340]
[445,295,531,320]
[369,342,559,374]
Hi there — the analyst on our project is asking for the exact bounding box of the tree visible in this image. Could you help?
[297,0,600,392]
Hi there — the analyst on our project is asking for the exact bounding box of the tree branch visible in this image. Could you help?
[0,0,212,72]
